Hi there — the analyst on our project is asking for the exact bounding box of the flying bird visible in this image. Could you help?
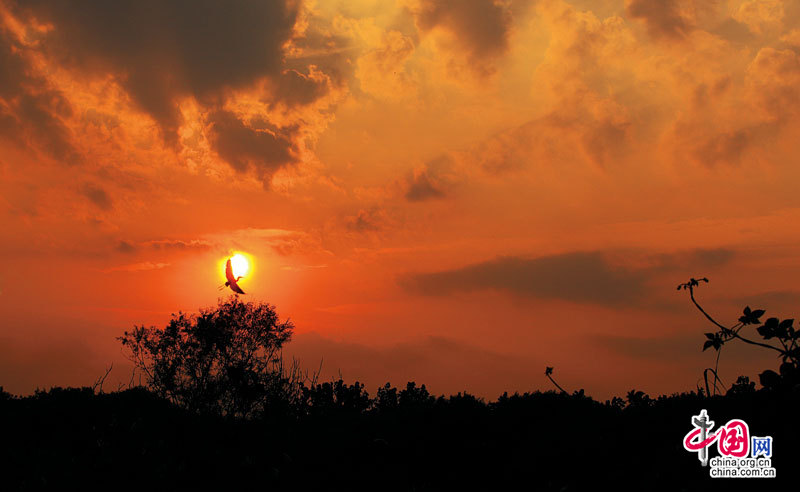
[220,258,246,294]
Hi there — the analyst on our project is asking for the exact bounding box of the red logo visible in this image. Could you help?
[683,410,751,464]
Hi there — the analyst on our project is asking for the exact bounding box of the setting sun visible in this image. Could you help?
[230,253,250,278]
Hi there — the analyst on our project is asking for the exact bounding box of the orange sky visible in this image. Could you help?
[2,0,800,399]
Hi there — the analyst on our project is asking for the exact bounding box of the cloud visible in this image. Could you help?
[409,0,512,73]
[625,0,690,39]
[115,240,137,254]
[146,239,211,251]
[356,30,417,101]
[470,5,638,173]
[782,29,800,48]
[663,43,797,168]
[474,102,633,174]
[690,128,759,167]
[7,0,339,181]
[401,248,737,306]
[405,169,446,201]
[404,154,457,201]
[265,69,331,109]
[102,261,170,273]
[13,0,297,137]
[711,17,756,43]
[206,227,329,257]
[746,47,800,121]
[400,251,650,306]
[80,183,113,210]
[344,208,390,232]
[207,109,294,178]
[734,0,784,34]
[0,23,77,162]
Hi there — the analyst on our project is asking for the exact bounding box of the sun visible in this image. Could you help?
[230,253,250,278]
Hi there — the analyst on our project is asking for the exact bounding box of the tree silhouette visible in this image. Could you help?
[119,296,296,418]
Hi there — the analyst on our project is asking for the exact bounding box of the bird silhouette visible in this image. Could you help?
[219,258,245,294]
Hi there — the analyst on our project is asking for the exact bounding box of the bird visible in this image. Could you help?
[219,258,246,294]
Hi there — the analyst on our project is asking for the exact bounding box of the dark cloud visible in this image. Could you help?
[710,17,755,43]
[412,0,512,62]
[405,170,446,201]
[0,25,77,162]
[693,128,755,167]
[580,117,630,168]
[625,0,689,39]
[404,154,455,202]
[11,0,331,177]
[400,251,649,306]
[475,106,633,175]
[674,119,774,168]
[207,110,294,177]
[147,239,211,251]
[80,183,113,210]
[345,208,388,232]
[401,248,737,306]
[747,48,800,122]
[265,69,330,109]
[115,240,137,254]
[14,0,297,133]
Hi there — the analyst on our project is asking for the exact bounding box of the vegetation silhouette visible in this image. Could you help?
[2,288,799,490]
[544,366,568,394]
[119,296,301,418]
[679,277,800,395]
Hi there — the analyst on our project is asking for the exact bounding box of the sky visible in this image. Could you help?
[2,0,800,400]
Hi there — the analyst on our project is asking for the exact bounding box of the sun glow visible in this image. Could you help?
[219,252,253,284]
[230,253,250,278]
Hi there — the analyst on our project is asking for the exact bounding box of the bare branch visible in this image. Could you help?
[92,363,113,394]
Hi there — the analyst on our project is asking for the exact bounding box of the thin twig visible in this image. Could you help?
[92,363,113,394]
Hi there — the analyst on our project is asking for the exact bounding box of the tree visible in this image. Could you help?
[119,296,297,418]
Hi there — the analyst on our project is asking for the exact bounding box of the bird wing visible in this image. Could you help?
[225,258,236,283]
[228,279,245,294]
